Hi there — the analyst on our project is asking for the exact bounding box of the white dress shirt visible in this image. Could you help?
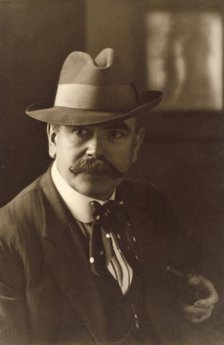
[51,162,133,294]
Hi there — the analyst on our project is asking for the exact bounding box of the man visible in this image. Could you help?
[0,48,220,345]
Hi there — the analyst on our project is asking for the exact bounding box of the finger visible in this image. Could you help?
[187,274,214,291]
[194,296,217,309]
[183,304,213,322]
[182,304,212,318]
[194,288,218,308]
[187,274,203,287]
[187,310,213,324]
[194,297,217,309]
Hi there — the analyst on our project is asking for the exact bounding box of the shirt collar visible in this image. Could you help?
[51,161,115,223]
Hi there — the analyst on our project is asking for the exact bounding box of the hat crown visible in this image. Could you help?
[26,48,162,126]
[58,48,129,86]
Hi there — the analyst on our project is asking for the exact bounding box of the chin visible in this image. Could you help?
[72,174,121,200]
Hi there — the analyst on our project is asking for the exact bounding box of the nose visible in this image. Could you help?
[86,133,105,158]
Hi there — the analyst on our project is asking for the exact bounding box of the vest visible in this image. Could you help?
[69,217,159,345]
[94,264,159,345]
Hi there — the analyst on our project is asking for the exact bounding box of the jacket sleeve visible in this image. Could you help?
[0,234,29,345]
[155,190,203,274]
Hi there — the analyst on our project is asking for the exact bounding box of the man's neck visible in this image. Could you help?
[51,162,115,223]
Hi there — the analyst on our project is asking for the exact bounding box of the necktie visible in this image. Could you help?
[89,199,139,277]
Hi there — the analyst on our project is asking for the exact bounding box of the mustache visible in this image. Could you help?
[69,157,124,179]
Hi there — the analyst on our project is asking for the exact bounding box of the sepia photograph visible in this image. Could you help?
[0,0,224,344]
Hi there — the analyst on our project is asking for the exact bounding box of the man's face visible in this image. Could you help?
[47,117,144,200]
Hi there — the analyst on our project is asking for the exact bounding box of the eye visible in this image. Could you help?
[108,129,127,139]
[72,126,89,137]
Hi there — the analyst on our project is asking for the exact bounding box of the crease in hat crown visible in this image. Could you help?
[26,48,162,126]
[54,48,138,110]
[58,48,128,85]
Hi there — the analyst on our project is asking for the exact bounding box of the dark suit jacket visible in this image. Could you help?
[0,169,218,345]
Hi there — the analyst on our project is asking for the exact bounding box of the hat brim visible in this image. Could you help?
[26,91,162,126]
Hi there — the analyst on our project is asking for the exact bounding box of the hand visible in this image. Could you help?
[181,274,219,324]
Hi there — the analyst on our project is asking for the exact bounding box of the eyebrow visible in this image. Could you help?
[99,121,132,131]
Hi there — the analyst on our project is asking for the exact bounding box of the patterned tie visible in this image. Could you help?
[89,199,139,277]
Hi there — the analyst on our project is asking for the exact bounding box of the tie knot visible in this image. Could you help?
[89,200,124,222]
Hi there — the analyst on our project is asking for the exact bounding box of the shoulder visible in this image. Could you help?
[119,178,178,241]
[0,175,44,245]
[0,176,42,217]
[120,178,162,200]
[119,178,173,217]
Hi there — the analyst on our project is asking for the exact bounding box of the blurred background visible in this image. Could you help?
[0,0,224,274]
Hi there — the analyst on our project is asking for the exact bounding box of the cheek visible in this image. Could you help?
[111,142,135,170]
[55,141,78,166]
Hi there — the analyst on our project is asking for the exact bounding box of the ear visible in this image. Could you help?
[47,123,58,159]
[132,127,145,163]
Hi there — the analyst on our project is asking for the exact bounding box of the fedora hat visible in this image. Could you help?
[26,48,162,125]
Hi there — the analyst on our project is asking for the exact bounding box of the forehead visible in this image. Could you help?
[85,117,137,131]
[53,117,138,133]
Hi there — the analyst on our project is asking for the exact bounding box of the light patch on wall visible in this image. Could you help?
[146,11,223,110]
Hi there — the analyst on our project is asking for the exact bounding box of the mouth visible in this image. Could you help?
[69,158,124,179]
[75,172,113,178]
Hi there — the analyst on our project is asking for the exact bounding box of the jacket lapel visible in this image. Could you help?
[38,170,107,345]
